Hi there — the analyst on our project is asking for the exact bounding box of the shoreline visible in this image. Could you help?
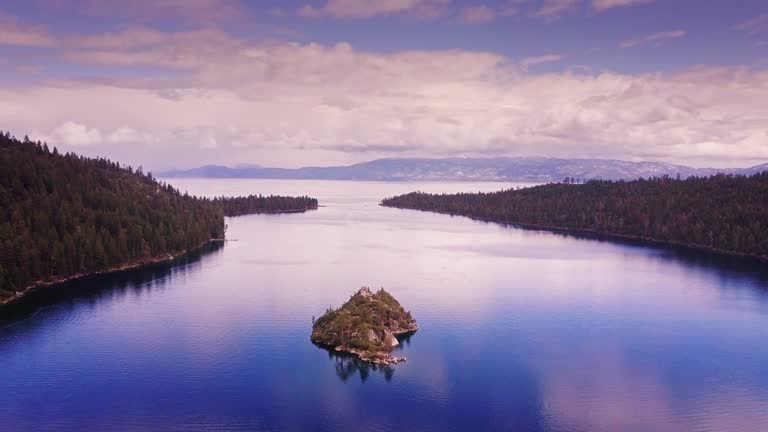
[339,347,407,365]
[381,204,768,264]
[1,206,319,308]
[313,328,418,365]
[0,238,225,308]
[313,342,409,365]
[225,205,319,216]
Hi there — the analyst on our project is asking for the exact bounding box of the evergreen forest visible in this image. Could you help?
[0,131,316,300]
[382,173,768,259]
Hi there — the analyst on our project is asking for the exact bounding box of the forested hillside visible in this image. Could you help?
[0,132,226,300]
[382,173,768,259]
[0,132,317,302]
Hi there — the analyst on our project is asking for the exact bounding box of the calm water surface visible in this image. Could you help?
[2,179,768,432]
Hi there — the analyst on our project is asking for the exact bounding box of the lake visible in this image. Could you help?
[2,179,768,431]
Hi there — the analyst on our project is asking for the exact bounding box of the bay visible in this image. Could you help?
[2,179,768,431]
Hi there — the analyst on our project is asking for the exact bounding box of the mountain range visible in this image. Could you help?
[160,157,768,183]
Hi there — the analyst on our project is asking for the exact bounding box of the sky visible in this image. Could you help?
[0,0,766,170]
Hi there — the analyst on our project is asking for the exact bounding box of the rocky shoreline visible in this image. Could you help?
[327,325,419,365]
[339,347,408,365]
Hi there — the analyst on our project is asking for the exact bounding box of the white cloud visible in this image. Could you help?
[619,29,686,48]
[460,5,496,24]
[521,54,563,68]
[1,27,766,169]
[43,122,104,147]
[200,137,219,149]
[299,0,449,19]
[532,0,656,19]
[107,127,157,145]
[592,0,655,12]
[535,0,579,19]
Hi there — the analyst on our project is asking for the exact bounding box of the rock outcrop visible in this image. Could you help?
[311,287,418,364]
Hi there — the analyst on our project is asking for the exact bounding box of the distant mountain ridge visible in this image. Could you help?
[160,157,768,182]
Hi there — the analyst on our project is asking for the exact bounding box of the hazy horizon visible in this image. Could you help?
[160,155,768,172]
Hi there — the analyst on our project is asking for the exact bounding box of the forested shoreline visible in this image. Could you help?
[0,131,317,303]
[216,195,318,216]
[381,173,768,260]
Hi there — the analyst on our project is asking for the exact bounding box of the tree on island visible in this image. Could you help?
[311,287,418,365]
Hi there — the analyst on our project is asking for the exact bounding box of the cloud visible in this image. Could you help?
[0,11,56,47]
[459,5,496,24]
[535,0,579,20]
[106,127,157,145]
[62,28,245,70]
[40,0,245,23]
[1,25,766,170]
[200,137,218,149]
[42,121,103,147]
[300,1,520,24]
[735,14,768,35]
[619,29,686,48]
[299,0,449,20]
[592,0,654,12]
[521,54,563,68]
[533,0,656,18]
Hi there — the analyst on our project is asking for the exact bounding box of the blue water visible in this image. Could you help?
[2,179,768,432]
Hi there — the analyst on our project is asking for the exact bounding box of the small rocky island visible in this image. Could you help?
[311,287,418,365]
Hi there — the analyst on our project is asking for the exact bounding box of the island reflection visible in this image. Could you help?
[0,241,225,327]
[319,332,415,383]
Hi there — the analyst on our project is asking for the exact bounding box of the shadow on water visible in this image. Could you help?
[470,217,768,292]
[0,241,225,328]
[316,332,417,383]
